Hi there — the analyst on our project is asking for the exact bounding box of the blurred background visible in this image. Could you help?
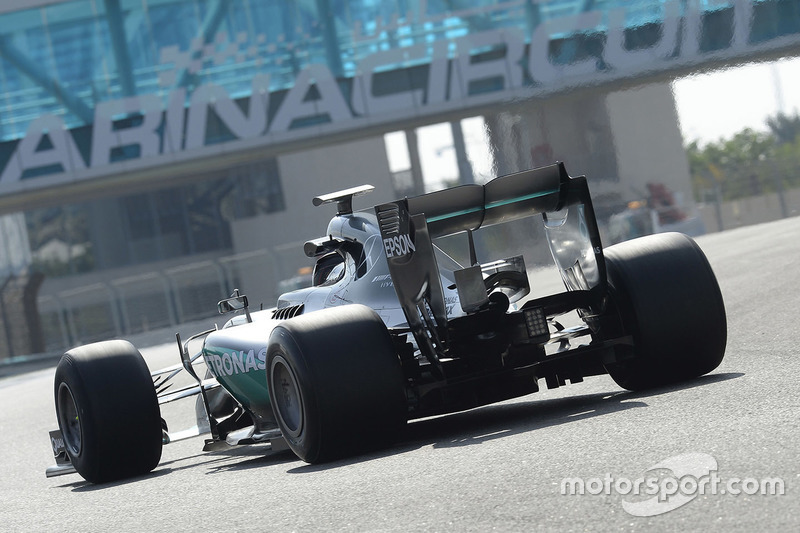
[1,0,799,359]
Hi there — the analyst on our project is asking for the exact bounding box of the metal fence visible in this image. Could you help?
[33,245,310,354]
[12,180,800,358]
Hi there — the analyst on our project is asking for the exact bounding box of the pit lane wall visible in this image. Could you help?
[698,188,800,231]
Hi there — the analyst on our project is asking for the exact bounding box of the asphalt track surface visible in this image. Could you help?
[2,217,798,532]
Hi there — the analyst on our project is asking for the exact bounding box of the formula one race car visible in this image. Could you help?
[46,163,727,483]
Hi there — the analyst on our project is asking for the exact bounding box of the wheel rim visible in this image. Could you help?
[270,355,304,439]
[57,382,82,457]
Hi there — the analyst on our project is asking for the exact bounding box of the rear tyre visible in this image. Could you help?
[267,304,407,463]
[603,232,727,391]
[54,340,162,483]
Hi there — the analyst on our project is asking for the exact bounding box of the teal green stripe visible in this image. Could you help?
[427,206,484,223]
[485,189,560,209]
[425,189,560,223]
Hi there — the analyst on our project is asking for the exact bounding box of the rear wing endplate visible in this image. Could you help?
[374,163,606,367]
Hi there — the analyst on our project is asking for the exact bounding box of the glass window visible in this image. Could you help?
[123,193,156,241]
[25,203,93,276]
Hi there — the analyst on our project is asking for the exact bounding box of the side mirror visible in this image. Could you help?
[218,291,251,322]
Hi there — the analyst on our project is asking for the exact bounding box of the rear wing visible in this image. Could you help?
[404,164,564,238]
[374,162,606,369]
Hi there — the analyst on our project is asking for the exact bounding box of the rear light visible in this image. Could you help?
[524,307,548,338]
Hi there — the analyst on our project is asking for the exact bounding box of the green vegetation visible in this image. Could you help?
[687,112,800,202]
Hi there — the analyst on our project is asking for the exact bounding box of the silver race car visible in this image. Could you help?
[46,163,727,483]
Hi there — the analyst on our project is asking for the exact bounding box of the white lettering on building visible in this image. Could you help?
[452,30,525,98]
[185,74,270,150]
[0,115,85,183]
[269,64,352,132]
[90,94,163,167]
[0,0,780,188]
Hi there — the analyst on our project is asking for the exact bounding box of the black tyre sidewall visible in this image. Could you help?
[268,330,321,462]
[54,340,162,483]
[267,304,406,463]
[604,232,727,390]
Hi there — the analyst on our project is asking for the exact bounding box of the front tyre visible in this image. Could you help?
[604,232,727,391]
[267,304,406,463]
[54,340,162,483]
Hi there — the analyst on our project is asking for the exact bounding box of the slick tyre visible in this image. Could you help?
[267,304,406,463]
[54,340,162,483]
[603,232,727,391]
